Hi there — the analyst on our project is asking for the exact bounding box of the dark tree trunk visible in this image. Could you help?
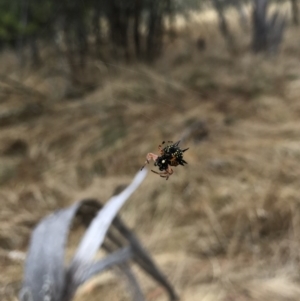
[252,0,286,55]
[211,0,235,52]
[133,0,142,58]
[252,0,268,52]
[146,0,164,61]
[108,1,121,52]
[120,6,130,60]
[93,3,102,49]
[146,1,157,61]
[17,0,29,66]
[63,17,77,83]
[76,16,88,68]
[29,35,41,67]
[107,0,130,60]
[291,0,299,25]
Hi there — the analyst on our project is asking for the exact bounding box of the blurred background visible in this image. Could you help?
[1,0,300,300]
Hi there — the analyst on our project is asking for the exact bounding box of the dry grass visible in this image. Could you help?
[2,7,300,301]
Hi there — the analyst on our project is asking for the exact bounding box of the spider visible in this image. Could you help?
[141,140,189,180]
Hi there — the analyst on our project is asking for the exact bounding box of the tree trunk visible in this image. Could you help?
[291,0,299,25]
[146,0,165,61]
[63,17,77,83]
[17,0,29,66]
[252,0,268,52]
[251,0,286,55]
[211,0,235,52]
[108,1,121,54]
[133,0,142,58]
[93,4,102,50]
[146,1,157,61]
[120,6,130,60]
[29,34,41,67]
[76,16,88,68]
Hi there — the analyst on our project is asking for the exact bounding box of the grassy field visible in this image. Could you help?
[1,8,300,301]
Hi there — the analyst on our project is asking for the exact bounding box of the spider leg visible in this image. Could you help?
[158,141,165,154]
[161,174,169,180]
[151,169,168,175]
[151,170,169,180]
[168,165,173,174]
[151,166,174,180]
[165,166,174,180]
[141,153,158,170]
